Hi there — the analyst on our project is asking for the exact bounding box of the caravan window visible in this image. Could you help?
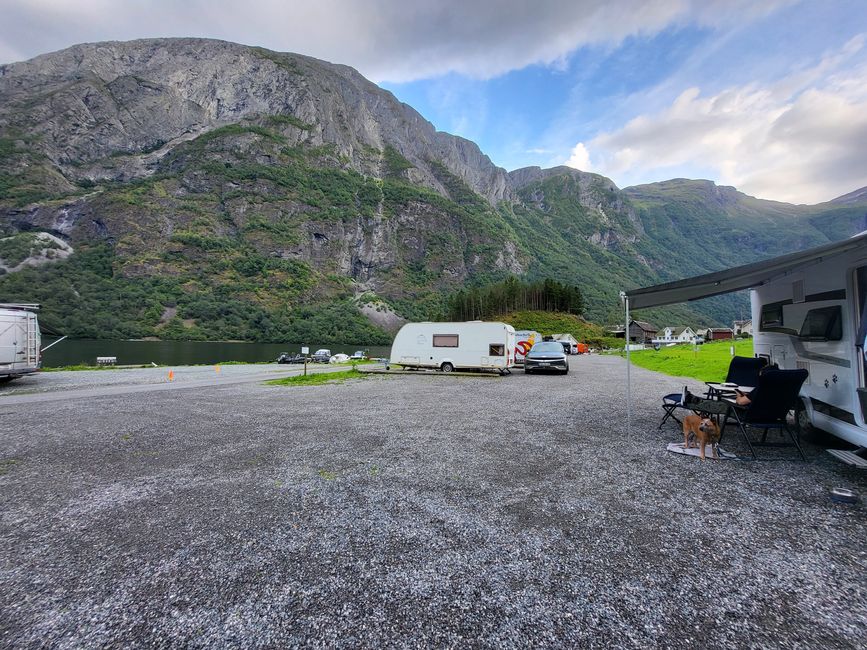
[489,344,505,356]
[799,306,842,341]
[433,334,459,347]
[760,302,785,330]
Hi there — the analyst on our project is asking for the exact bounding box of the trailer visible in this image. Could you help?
[514,330,541,365]
[751,239,867,457]
[389,321,516,373]
[623,231,867,467]
[0,303,41,381]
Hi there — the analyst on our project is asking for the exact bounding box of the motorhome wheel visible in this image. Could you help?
[796,398,815,437]
[441,362,454,373]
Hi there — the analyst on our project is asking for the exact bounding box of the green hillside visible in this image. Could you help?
[501,311,621,349]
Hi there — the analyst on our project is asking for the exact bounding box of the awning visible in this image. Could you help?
[623,231,867,310]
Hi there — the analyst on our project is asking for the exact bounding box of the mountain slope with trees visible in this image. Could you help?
[0,39,865,341]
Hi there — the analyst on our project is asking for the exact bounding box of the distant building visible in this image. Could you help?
[609,320,658,344]
[706,327,734,341]
[653,326,699,345]
[733,319,753,336]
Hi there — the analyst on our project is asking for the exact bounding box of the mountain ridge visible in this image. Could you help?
[1,38,865,341]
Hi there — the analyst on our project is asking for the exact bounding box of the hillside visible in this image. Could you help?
[1,39,865,341]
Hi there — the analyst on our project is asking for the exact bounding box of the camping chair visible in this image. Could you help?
[721,369,808,460]
[658,386,708,429]
[659,391,689,428]
[706,356,768,398]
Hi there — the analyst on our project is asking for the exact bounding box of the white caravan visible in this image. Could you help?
[0,304,41,381]
[514,330,542,365]
[751,240,867,451]
[389,321,516,373]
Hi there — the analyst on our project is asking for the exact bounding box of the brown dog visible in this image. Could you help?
[682,414,721,460]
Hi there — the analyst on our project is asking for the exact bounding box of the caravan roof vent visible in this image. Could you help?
[793,279,805,303]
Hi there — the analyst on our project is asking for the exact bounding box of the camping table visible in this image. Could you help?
[706,383,754,400]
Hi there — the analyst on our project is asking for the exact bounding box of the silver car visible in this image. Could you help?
[524,341,569,374]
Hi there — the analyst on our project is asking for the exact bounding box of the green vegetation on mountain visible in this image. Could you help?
[0,232,60,268]
[446,277,584,320]
[501,311,622,349]
[0,244,390,343]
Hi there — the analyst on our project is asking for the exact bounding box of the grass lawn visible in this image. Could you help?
[265,368,367,387]
[624,339,754,383]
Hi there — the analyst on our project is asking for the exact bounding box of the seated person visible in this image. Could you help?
[733,362,777,407]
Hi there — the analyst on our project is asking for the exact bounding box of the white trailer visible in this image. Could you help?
[0,303,41,381]
[752,239,867,456]
[514,330,541,365]
[389,321,516,373]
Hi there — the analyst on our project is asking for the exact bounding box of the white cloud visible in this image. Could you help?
[572,36,867,203]
[565,143,592,171]
[0,0,791,82]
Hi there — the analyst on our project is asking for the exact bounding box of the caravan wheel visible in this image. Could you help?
[441,362,454,373]
[796,398,815,437]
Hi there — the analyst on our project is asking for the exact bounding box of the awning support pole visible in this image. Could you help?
[621,292,631,434]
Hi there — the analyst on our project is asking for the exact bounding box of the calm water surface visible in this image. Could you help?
[42,339,392,367]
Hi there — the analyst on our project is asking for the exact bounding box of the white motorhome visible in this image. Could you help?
[0,303,41,381]
[389,321,516,373]
[624,231,867,467]
[514,330,541,365]
[751,238,867,454]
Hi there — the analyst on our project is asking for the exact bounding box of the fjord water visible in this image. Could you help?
[41,339,392,368]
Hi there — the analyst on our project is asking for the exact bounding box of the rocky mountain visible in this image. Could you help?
[1,38,865,341]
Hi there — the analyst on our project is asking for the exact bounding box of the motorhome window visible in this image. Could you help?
[760,302,784,329]
[433,334,459,347]
[489,344,505,356]
[799,306,842,341]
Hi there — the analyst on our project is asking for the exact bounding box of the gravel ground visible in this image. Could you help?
[1,355,865,648]
[0,363,332,397]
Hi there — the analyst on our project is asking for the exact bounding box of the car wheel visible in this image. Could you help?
[441,362,454,373]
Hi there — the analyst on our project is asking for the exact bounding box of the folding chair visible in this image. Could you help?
[706,356,768,398]
[659,386,705,429]
[721,369,809,460]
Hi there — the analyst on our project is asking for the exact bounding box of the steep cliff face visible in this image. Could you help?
[0,38,510,204]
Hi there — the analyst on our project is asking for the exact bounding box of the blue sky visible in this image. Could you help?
[1,0,865,203]
[379,0,867,201]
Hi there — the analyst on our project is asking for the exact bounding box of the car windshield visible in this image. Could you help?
[530,342,563,354]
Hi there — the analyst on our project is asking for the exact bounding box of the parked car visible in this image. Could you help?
[350,350,367,360]
[311,349,332,363]
[277,352,306,364]
[524,341,569,374]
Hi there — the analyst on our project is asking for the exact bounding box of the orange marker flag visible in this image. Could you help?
[168,369,174,382]
[215,365,221,373]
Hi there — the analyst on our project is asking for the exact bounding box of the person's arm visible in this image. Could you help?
[735,389,751,406]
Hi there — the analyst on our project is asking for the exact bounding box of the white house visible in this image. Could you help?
[733,319,753,336]
[653,326,699,345]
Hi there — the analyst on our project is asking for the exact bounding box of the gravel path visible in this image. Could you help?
[1,355,865,648]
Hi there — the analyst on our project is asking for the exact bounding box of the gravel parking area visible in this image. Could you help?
[0,363,330,397]
[1,356,865,648]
